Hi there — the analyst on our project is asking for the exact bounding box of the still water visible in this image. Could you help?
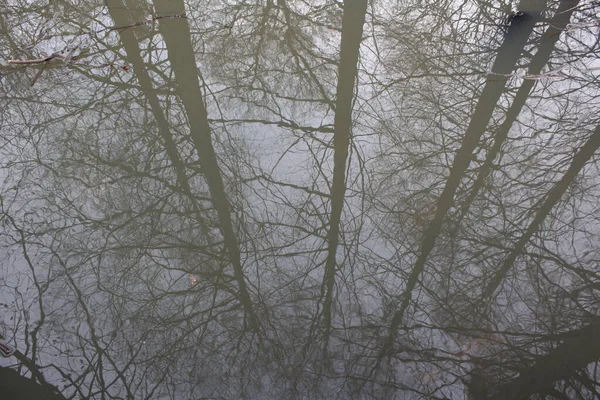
[1,0,599,398]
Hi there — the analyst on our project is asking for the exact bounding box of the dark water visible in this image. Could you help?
[1,0,599,398]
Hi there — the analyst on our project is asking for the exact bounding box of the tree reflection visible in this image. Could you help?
[1,0,599,398]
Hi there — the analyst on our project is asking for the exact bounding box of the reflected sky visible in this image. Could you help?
[1,0,600,399]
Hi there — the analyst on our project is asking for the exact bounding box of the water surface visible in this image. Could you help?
[1,0,599,398]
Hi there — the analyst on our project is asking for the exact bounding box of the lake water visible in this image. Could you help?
[1,0,599,398]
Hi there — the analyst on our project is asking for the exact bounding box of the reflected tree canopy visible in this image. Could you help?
[1,0,600,398]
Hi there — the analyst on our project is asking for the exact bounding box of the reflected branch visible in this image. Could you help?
[385,0,547,341]
[483,124,600,298]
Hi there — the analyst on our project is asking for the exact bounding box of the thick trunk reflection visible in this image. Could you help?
[153,0,257,322]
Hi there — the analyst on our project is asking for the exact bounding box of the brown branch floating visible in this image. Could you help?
[5,13,186,66]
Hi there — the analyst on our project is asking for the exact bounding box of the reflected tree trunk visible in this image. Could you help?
[483,124,600,297]
[386,0,547,340]
[452,0,580,234]
[152,0,257,322]
[321,0,368,359]
[487,317,600,400]
[106,0,211,240]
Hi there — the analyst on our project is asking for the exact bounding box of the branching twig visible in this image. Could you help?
[108,13,187,32]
